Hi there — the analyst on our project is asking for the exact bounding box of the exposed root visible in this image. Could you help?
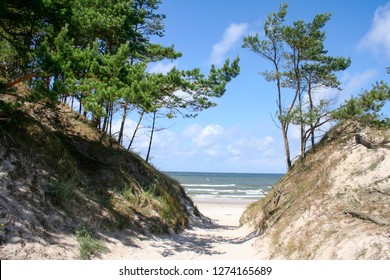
[344,210,388,226]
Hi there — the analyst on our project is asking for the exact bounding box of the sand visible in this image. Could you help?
[100,198,261,260]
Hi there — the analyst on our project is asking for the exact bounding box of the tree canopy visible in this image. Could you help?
[333,81,390,127]
[243,3,351,169]
[0,0,240,161]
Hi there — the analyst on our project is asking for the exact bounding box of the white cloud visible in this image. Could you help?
[227,135,275,159]
[288,125,301,141]
[148,61,177,74]
[192,124,226,148]
[341,69,377,100]
[209,22,249,65]
[109,118,285,173]
[181,123,277,163]
[182,124,203,138]
[359,2,390,59]
[164,90,194,105]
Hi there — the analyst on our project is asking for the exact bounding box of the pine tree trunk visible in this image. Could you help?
[308,83,315,149]
[145,111,156,163]
[92,114,100,129]
[276,70,292,171]
[128,110,144,151]
[117,102,128,145]
[310,124,315,148]
[109,103,114,136]
[282,124,292,170]
[79,97,83,115]
[102,103,109,133]
[70,95,74,110]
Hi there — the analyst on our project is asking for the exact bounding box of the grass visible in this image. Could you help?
[286,239,297,258]
[242,121,390,259]
[75,226,106,260]
[2,92,195,246]
[356,247,368,259]
[46,177,79,208]
[120,186,135,201]
[270,221,285,247]
[158,193,188,229]
[107,180,189,233]
[369,154,385,171]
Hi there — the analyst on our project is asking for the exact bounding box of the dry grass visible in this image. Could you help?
[0,92,199,259]
[242,121,390,259]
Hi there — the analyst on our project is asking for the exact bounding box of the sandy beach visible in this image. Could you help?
[100,198,261,260]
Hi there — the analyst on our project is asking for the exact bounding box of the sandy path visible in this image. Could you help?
[100,199,260,260]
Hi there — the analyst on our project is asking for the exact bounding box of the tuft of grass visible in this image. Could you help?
[46,177,79,208]
[159,193,188,229]
[356,248,368,259]
[286,239,297,258]
[271,225,283,247]
[369,154,385,171]
[120,186,135,201]
[75,226,105,260]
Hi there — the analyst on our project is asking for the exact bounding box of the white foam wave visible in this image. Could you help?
[192,194,265,199]
[182,183,236,188]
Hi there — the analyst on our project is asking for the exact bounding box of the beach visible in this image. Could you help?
[165,171,282,200]
[100,198,261,260]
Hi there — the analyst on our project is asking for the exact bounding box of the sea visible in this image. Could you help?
[164,171,284,201]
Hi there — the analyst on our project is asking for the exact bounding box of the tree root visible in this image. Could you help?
[372,188,390,196]
[344,209,388,226]
[355,134,390,149]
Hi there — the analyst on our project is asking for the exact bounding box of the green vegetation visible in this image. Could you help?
[0,1,231,247]
[0,97,196,240]
[75,226,106,260]
[333,81,390,127]
[46,177,79,208]
[243,3,351,170]
[243,3,389,171]
[0,0,239,161]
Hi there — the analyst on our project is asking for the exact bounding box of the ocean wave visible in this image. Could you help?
[246,190,264,195]
[187,188,242,192]
[192,194,265,199]
[181,183,236,188]
[187,190,266,197]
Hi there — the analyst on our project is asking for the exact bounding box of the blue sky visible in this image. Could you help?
[116,0,390,173]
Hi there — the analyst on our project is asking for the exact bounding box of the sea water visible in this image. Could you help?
[165,172,283,200]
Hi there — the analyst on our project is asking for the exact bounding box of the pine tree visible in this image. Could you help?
[243,3,350,168]
[1,0,240,162]
[333,81,390,126]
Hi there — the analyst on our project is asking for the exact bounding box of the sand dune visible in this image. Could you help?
[100,198,260,260]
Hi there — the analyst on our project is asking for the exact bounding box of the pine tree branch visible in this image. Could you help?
[344,210,388,226]
[5,72,38,89]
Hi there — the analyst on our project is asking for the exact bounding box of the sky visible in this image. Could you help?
[116,0,390,174]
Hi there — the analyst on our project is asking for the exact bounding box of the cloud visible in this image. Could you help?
[359,2,390,59]
[227,135,275,158]
[209,22,249,65]
[191,124,227,149]
[341,69,377,99]
[182,124,203,138]
[109,118,284,172]
[148,61,177,74]
[182,123,277,162]
[288,125,301,141]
